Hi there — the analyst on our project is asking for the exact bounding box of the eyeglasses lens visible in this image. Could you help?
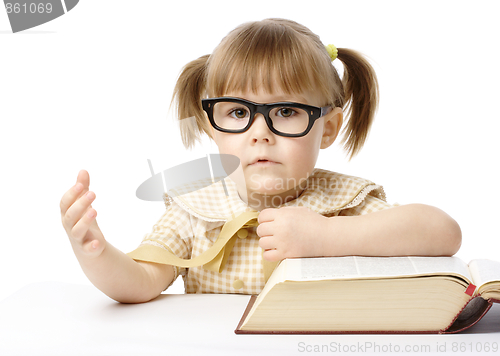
[212,101,309,135]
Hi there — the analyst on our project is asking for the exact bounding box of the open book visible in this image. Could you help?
[235,256,500,334]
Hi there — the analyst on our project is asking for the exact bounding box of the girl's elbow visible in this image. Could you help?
[417,204,462,256]
[446,217,462,255]
[438,212,462,256]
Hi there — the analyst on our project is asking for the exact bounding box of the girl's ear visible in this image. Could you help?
[320,107,343,149]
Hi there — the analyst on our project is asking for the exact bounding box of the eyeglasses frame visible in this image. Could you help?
[201,97,333,138]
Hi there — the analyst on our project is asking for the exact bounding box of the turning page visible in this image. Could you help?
[469,259,500,288]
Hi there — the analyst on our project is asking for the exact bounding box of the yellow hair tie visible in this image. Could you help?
[325,44,338,61]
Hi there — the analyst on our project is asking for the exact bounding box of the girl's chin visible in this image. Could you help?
[245,176,295,193]
[246,181,307,201]
[248,189,287,196]
[246,187,304,207]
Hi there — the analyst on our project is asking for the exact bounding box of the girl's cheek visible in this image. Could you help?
[213,134,232,153]
[218,140,242,159]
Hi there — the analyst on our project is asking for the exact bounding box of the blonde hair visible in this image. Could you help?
[171,18,379,159]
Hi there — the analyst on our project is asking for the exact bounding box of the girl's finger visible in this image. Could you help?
[76,170,90,192]
[262,249,281,262]
[60,170,90,214]
[74,171,91,201]
[257,208,276,224]
[256,222,272,238]
[60,183,84,215]
[258,236,275,250]
[60,169,90,214]
[84,239,101,254]
[62,191,96,232]
[70,207,97,242]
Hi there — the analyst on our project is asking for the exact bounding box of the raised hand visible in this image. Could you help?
[60,170,106,259]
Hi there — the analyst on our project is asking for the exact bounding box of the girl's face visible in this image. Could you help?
[210,86,343,207]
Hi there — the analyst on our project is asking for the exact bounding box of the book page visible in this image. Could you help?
[408,256,471,281]
[469,259,500,288]
[284,256,471,282]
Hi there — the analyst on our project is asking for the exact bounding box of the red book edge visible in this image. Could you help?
[465,283,476,296]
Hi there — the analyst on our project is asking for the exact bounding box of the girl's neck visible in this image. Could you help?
[238,185,306,211]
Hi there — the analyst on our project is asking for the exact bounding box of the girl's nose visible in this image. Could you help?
[249,114,275,144]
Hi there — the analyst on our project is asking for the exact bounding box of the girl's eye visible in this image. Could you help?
[229,108,249,119]
[277,108,296,118]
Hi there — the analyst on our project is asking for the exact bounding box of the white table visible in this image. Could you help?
[1,282,499,356]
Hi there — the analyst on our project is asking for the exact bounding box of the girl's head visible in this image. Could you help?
[172,18,378,204]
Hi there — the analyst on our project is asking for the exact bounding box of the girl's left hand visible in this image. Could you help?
[256,206,331,262]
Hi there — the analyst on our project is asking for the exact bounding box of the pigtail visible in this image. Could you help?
[170,54,211,149]
[336,48,379,159]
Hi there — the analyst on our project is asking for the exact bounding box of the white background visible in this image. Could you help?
[1,0,499,302]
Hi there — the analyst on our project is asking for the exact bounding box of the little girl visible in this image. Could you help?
[60,18,461,303]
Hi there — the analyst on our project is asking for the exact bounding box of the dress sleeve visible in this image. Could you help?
[127,202,194,289]
[338,194,395,216]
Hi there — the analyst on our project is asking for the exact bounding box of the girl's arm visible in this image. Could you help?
[75,242,175,304]
[324,204,462,257]
[61,170,174,303]
[257,204,461,261]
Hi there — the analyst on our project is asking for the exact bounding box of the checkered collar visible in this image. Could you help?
[164,168,386,222]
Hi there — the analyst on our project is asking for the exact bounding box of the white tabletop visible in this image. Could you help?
[1,282,499,356]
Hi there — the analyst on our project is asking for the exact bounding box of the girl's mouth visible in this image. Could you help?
[250,159,279,166]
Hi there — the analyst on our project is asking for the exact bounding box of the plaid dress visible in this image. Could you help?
[127,168,394,294]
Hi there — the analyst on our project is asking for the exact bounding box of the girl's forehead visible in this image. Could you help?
[207,52,331,106]
[223,87,317,105]
[209,56,314,95]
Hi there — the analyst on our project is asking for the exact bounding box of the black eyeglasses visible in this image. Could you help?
[201,97,333,138]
